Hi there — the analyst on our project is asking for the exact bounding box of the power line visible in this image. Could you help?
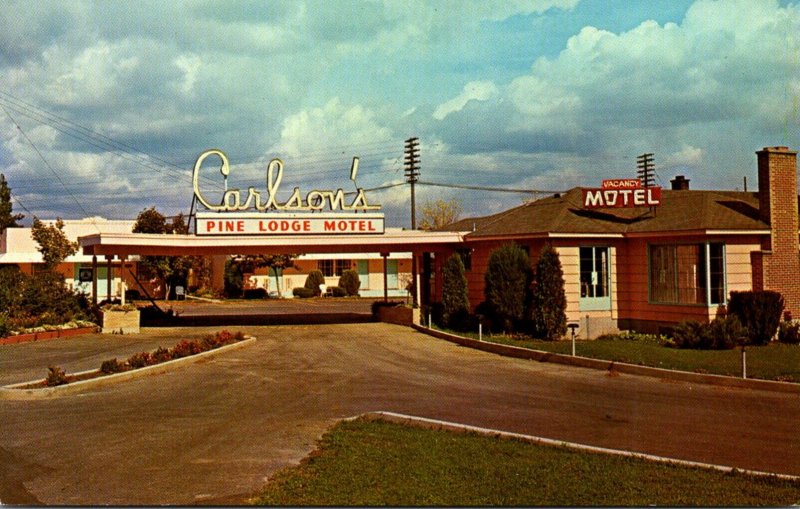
[417,181,562,195]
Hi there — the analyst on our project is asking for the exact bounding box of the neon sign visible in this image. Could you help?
[192,149,385,236]
[583,179,662,209]
[192,149,381,212]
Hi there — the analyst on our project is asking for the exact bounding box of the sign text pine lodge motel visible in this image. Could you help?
[2,146,798,339]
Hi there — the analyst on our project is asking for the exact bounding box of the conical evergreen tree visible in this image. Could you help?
[442,253,469,328]
[484,243,532,332]
[0,174,24,234]
[530,244,567,339]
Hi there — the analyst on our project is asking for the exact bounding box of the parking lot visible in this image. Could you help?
[1,322,799,505]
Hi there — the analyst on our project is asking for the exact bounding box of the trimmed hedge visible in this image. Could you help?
[304,270,326,296]
[728,291,784,345]
[339,269,361,296]
[293,287,316,298]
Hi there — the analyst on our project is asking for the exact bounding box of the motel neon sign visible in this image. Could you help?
[192,149,385,236]
[582,179,661,209]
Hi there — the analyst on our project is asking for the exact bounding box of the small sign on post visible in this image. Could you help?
[175,286,185,301]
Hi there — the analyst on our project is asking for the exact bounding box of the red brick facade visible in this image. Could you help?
[754,147,800,315]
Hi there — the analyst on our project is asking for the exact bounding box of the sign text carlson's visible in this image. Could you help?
[191,149,385,236]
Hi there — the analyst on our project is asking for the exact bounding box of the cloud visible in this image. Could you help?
[433,81,499,120]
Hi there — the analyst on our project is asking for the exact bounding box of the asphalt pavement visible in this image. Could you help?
[1,322,798,505]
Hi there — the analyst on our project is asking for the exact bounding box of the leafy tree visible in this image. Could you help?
[241,254,298,296]
[483,243,532,332]
[133,207,195,299]
[442,253,470,328]
[419,198,463,230]
[31,217,78,269]
[529,244,567,339]
[0,173,23,234]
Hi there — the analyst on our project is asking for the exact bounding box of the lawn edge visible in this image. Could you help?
[348,411,800,481]
[411,324,800,394]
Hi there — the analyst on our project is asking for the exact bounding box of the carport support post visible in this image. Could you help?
[91,255,98,306]
[381,252,389,302]
[106,255,113,303]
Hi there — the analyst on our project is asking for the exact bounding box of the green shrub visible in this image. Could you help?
[243,288,267,299]
[670,316,745,350]
[304,270,326,296]
[45,365,68,386]
[338,269,361,296]
[728,291,784,345]
[529,244,567,340]
[330,286,348,297]
[706,315,747,349]
[442,253,470,330]
[778,321,800,344]
[293,287,316,298]
[100,358,126,374]
[483,243,532,333]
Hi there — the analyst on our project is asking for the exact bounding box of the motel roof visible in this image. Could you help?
[78,227,466,258]
[445,188,783,239]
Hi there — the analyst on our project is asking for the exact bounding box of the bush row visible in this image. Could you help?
[45,330,246,386]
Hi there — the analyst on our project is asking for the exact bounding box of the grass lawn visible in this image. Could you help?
[450,329,800,382]
[253,418,800,506]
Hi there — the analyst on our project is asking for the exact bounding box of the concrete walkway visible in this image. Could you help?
[1,323,798,505]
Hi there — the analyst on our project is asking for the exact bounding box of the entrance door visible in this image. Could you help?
[357,260,369,289]
[579,247,611,311]
[386,259,398,289]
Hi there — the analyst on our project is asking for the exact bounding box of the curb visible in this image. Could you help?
[0,337,256,400]
[350,411,800,481]
[0,326,98,346]
[411,324,800,394]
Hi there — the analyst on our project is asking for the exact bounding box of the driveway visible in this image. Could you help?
[1,323,798,505]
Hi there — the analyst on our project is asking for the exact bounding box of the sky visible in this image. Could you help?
[0,0,798,228]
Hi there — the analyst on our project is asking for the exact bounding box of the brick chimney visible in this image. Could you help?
[752,146,800,315]
[670,175,690,190]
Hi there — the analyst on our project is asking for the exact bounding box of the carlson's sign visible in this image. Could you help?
[582,179,662,209]
[192,149,385,236]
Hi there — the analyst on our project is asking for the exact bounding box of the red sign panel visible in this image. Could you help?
[601,179,641,189]
[582,187,662,209]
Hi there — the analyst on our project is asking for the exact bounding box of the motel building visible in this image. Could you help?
[3,146,798,340]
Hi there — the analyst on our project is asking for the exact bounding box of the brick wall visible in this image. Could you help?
[755,146,800,315]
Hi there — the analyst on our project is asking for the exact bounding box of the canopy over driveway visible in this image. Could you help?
[78,229,467,305]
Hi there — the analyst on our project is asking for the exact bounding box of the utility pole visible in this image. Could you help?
[636,153,655,188]
[404,137,420,229]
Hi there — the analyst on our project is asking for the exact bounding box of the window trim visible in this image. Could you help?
[647,242,726,307]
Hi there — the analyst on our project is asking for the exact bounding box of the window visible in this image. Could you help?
[318,260,334,277]
[579,247,609,298]
[318,259,351,277]
[335,259,350,276]
[649,243,725,305]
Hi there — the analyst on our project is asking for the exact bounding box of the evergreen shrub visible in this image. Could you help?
[728,291,784,345]
[293,287,315,298]
[483,243,532,332]
[304,270,326,296]
[442,253,470,330]
[529,244,567,340]
[338,269,361,296]
[778,321,800,344]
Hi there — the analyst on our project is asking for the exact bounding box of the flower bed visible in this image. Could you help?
[0,321,98,345]
[21,330,248,389]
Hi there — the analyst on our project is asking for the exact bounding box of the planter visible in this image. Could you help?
[377,305,420,326]
[102,309,141,334]
[0,326,98,345]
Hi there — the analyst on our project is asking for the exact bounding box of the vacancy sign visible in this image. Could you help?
[196,213,385,236]
[582,179,662,209]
